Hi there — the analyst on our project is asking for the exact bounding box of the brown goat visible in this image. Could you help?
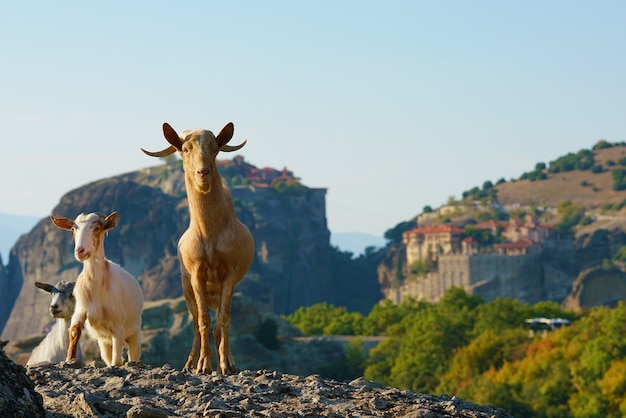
[141,122,254,374]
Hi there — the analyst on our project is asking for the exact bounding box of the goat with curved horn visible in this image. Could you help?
[141,122,247,157]
[141,122,254,374]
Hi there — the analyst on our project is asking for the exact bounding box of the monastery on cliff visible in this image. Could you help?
[387,214,560,304]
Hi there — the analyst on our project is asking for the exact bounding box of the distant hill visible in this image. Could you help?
[377,141,626,312]
[494,143,626,209]
[330,232,387,257]
[0,213,41,262]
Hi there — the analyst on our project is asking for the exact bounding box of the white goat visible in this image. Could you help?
[50,212,144,366]
[142,122,254,374]
[27,280,82,366]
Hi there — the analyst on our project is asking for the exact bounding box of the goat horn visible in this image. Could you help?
[220,140,247,152]
[35,282,55,293]
[140,145,177,157]
[140,122,183,157]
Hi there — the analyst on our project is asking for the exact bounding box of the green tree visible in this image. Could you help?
[323,310,365,335]
[463,225,494,246]
[555,200,585,235]
[593,139,613,150]
[437,329,529,396]
[284,303,349,335]
[365,288,482,392]
[255,317,280,350]
[384,220,415,244]
[361,299,425,336]
[611,168,626,190]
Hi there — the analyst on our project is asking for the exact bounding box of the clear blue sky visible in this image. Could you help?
[1,1,625,236]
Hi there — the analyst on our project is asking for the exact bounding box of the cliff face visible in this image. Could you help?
[1,160,374,342]
[377,220,626,310]
[562,265,626,311]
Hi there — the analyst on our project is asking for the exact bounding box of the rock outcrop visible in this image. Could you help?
[562,265,626,311]
[2,318,512,417]
[1,160,382,342]
[0,345,45,417]
[25,361,513,417]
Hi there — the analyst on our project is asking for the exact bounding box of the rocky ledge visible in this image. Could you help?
[20,360,512,418]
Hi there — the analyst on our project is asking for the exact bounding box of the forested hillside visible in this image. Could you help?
[285,289,626,418]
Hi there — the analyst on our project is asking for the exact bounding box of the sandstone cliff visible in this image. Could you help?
[1,159,383,342]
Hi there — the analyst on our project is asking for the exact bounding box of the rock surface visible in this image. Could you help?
[0,346,45,417]
[25,361,513,418]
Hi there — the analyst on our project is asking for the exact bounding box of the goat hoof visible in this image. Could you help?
[126,361,145,369]
[63,358,84,368]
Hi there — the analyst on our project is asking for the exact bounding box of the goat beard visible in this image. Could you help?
[194,183,212,194]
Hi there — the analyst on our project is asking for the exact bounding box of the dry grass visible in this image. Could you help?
[495,145,626,210]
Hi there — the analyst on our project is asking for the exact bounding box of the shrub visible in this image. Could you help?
[555,200,585,235]
[255,317,280,350]
[593,139,613,150]
[611,169,626,191]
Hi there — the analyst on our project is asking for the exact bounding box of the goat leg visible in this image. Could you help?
[215,284,237,374]
[66,323,82,361]
[111,330,125,366]
[127,332,141,362]
[195,305,212,373]
[182,284,201,372]
[184,326,201,372]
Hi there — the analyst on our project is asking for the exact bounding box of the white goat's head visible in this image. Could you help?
[50,212,119,262]
[35,280,76,320]
[141,122,247,194]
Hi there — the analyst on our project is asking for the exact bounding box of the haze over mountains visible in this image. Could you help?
[0,213,40,261]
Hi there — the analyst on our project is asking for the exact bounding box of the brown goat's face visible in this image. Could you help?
[141,122,246,194]
[180,129,220,194]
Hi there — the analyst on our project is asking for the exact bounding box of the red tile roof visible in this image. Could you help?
[404,225,464,236]
[495,238,535,249]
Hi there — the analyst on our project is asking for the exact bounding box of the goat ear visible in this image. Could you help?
[103,212,119,231]
[216,122,235,148]
[163,123,183,151]
[51,215,73,231]
[35,282,54,293]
